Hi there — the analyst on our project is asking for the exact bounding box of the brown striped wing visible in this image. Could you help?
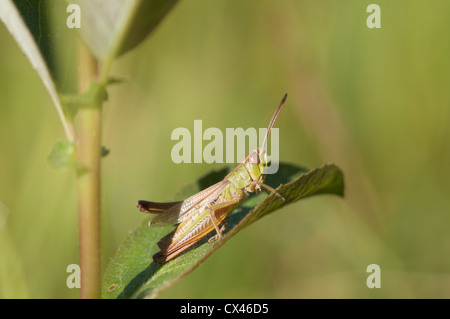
[137,201,181,214]
[153,196,244,263]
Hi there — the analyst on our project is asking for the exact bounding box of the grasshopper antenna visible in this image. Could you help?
[260,93,287,157]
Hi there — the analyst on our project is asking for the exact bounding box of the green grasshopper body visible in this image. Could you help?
[138,94,287,263]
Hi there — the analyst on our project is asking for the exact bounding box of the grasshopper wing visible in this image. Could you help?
[147,180,231,227]
[137,201,181,214]
[153,196,244,263]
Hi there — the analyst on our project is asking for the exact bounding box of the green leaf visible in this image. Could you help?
[47,140,84,172]
[102,163,344,299]
[101,146,110,158]
[48,140,109,168]
[0,0,75,140]
[73,0,179,61]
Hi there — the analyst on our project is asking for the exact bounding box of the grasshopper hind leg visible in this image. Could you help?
[205,196,242,244]
[207,209,223,241]
[207,220,227,244]
[152,197,242,263]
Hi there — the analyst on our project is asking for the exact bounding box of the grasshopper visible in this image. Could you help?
[137,94,287,263]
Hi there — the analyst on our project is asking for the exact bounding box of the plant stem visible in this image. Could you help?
[77,107,102,298]
[76,42,102,299]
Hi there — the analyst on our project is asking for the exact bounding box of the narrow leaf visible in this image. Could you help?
[0,0,75,140]
[73,0,178,61]
[102,163,344,299]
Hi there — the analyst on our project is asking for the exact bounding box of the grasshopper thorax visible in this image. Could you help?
[243,148,267,192]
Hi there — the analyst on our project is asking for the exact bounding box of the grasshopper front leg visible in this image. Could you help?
[260,183,286,202]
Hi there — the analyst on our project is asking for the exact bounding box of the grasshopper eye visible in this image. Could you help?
[248,151,260,165]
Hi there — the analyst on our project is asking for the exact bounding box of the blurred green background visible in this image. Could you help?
[1,0,450,298]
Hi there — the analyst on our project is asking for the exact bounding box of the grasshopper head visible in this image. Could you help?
[244,148,267,184]
[243,94,287,189]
